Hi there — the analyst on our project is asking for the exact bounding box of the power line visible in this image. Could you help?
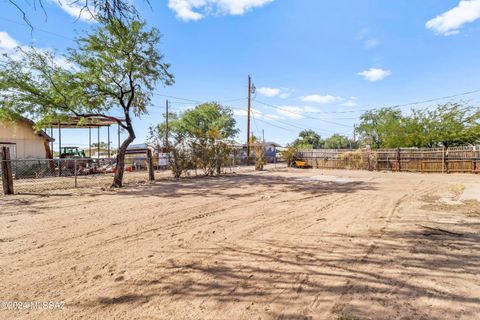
[256,89,480,116]
[254,99,353,128]
[153,93,247,105]
[391,89,480,109]
[253,108,335,134]
[253,117,298,133]
[153,93,201,103]
[0,16,72,41]
[250,110,261,137]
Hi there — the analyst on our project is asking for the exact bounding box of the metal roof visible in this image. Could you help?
[48,116,125,128]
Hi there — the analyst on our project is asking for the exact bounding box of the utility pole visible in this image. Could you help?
[165,99,169,150]
[247,75,252,165]
[353,124,357,142]
[262,129,265,143]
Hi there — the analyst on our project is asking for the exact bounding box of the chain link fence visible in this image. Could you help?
[1,151,285,194]
[0,157,155,193]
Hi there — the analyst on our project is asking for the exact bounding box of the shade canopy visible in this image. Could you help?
[49,116,125,128]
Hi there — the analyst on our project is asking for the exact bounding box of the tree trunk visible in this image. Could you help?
[111,124,136,188]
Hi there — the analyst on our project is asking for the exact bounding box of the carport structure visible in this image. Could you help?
[47,116,125,159]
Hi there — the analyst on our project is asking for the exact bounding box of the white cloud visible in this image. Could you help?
[49,0,96,22]
[0,31,19,50]
[277,106,304,119]
[356,28,380,49]
[257,87,280,97]
[277,105,325,119]
[233,108,280,121]
[426,0,480,36]
[168,0,274,21]
[256,86,293,99]
[233,109,248,117]
[303,106,322,113]
[301,94,343,104]
[358,68,391,82]
[341,96,358,107]
[364,37,380,49]
[0,31,76,70]
[341,100,358,107]
[264,113,281,120]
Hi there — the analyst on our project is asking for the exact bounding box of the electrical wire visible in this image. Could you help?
[254,99,353,128]
[253,117,298,133]
[255,89,480,115]
[0,16,72,40]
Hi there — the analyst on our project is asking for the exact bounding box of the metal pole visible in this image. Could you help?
[74,159,78,188]
[58,124,62,156]
[88,127,91,158]
[50,127,54,156]
[108,125,111,159]
[97,126,100,160]
[58,124,62,176]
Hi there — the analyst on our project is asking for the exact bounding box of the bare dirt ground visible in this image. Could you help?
[1,168,479,320]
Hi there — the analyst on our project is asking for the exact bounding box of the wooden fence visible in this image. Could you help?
[297,146,480,174]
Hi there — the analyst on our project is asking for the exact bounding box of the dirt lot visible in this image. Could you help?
[1,168,479,320]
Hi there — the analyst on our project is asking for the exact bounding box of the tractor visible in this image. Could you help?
[59,147,94,175]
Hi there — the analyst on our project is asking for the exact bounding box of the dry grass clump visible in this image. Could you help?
[448,183,466,197]
[336,150,373,170]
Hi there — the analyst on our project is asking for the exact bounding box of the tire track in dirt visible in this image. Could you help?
[329,179,430,316]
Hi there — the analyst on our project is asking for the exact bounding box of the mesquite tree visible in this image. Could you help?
[0,19,174,187]
[8,0,140,29]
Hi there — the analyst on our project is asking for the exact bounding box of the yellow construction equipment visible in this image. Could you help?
[294,160,311,168]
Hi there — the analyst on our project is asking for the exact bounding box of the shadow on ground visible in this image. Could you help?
[82,224,479,319]
[115,173,374,200]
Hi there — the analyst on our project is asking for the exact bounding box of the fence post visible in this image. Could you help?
[147,149,155,182]
[74,159,78,188]
[444,147,449,174]
[1,147,14,195]
[396,148,401,172]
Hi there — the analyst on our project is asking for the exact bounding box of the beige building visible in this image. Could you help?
[0,117,54,159]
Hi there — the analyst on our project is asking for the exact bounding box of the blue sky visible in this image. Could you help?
[1,0,480,148]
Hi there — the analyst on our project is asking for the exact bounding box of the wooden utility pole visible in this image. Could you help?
[147,149,155,181]
[1,146,14,195]
[247,75,252,165]
[165,99,169,150]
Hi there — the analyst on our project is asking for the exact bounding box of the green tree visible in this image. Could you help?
[8,0,139,29]
[148,112,179,148]
[293,129,323,149]
[169,102,238,176]
[425,103,480,148]
[0,19,174,187]
[355,103,480,148]
[355,107,403,148]
[281,144,298,167]
[323,134,353,149]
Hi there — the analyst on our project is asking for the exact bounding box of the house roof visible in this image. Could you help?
[17,116,55,143]
[241,141,281,147]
